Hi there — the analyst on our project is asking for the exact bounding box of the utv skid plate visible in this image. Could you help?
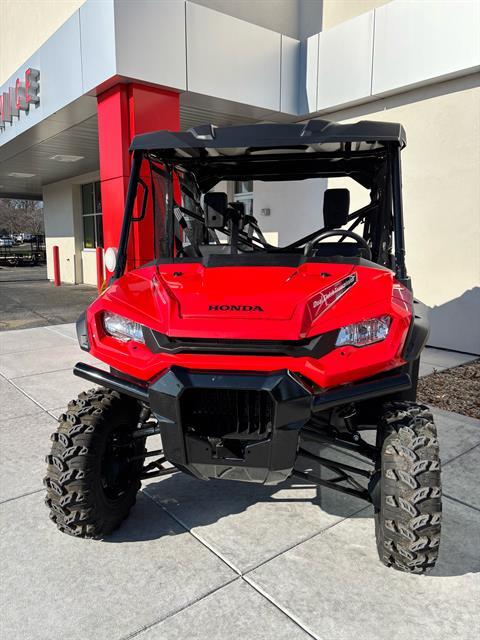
[74,362,412,505]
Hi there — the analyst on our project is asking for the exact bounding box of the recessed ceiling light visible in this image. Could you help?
[8,172,36,178]
[50,154,85,163]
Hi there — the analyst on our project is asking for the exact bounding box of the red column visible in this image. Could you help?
[52,245,61,286]
[96,246,104,292]
[97,83,180,276]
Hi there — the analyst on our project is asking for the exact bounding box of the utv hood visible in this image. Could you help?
[99,261,394,341]
[162,264,356,321]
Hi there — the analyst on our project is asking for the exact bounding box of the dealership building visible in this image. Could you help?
[0,0,479,354]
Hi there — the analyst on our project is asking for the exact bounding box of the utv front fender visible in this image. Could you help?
[402,299,430,362]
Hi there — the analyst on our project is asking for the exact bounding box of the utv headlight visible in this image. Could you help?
[335,315,391,348]
[103,311,145,344]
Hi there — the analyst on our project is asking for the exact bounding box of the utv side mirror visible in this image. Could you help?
[204,192,228,228]
[323,188,350,229]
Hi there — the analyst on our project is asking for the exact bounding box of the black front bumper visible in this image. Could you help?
[74,362,411,485]
[148,367,311,485]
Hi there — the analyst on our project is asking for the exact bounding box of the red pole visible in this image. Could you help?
[96,246,104,293]
[52,245,61,286]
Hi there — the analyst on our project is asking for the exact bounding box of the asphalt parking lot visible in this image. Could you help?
[0,321,479,640]
[0,265,96,331]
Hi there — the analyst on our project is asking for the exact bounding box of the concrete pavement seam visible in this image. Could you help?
[3,375,52,413]
[9,366,79,382]
[143,482,371,640]
[44,325,77,341]
[0,370,55,418]
[242,503,370,579]
[441,442,480,468]
[443,494,480,513]
[115,576,241,640]
[0,487,44,506]
[144,486,367,640]
[242,574,322,640]
[144,483,369,580]
[116,556,320,640]
[142,488,244,575]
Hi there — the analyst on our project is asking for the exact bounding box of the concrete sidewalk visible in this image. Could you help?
[1,325,479,640]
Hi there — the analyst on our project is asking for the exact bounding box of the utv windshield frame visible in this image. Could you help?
[115,120,408,283]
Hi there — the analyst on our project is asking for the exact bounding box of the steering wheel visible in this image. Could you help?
[304,229,372,260]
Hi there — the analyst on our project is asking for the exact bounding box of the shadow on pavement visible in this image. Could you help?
[104,465,479,579]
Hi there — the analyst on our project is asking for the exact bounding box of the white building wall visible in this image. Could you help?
[322,0,389,30]
[43,181,83,284]
[1,0,319,87]
[186,3,281,112]
[0,0,83,84]
[316,11,374,111]
[253,179,327,246]
[81,249,98,287]
[43,171,100,287]
[186,0,306,39]
[300,0,480,115]
[372,1,480,96]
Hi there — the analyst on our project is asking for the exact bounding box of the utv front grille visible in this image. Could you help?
[143,327,339,358]
[181,388,274,440]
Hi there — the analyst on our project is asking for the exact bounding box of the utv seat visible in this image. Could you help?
[312,187,368,258]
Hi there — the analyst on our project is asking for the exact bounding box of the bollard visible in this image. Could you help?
[53,245,61,286]
[96,246,104,293]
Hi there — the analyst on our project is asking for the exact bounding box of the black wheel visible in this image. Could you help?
[44,388,145,538]
[374,401,442,573]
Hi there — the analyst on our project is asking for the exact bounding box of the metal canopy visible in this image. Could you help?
[0,102,264,199]
[130,119,407,155]
[0,116,100,200]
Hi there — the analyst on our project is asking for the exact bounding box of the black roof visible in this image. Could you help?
[129,119,406,156]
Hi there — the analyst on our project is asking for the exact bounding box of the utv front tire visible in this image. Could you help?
[44,388,145,538]
[375,401,441,573]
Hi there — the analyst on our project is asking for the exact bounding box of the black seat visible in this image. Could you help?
[323,188,350,229]
[313,187,365,258]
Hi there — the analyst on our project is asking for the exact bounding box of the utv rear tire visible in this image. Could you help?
[375,401,441,574]
[44,388,145,538]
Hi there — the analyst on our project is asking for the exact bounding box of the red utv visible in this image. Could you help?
[45,120,441,573]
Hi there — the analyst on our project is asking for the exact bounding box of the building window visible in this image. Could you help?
[82,181,103,249]
[234,180,253,215]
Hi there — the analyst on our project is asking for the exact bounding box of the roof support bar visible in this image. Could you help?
[114,150,142,279]
[391,147,408,283]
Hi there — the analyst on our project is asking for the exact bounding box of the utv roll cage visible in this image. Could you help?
[115,119,409,283]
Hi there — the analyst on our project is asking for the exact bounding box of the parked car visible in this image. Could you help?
[0,237,14,247]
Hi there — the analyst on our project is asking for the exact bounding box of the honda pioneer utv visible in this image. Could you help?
[45,119,441,573]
